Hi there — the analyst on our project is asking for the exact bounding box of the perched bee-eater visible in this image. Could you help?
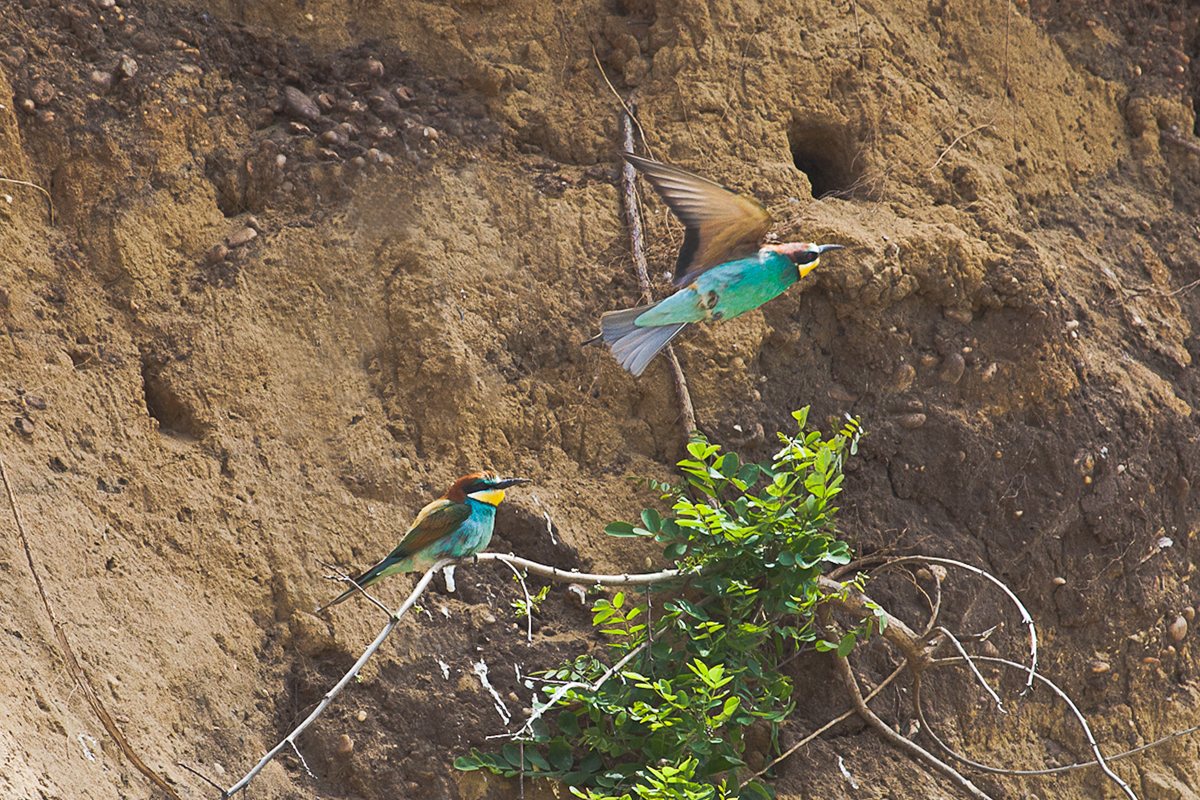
[593,153,843,376]
[318,471,530,611]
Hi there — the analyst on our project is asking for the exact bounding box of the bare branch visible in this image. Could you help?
[223,559,451,797]
[475,552,687,586]
[619,105,697,440]
[870,556,1037,687]
[495,557,535,644]
[834,650,997,800]
[915,656,1141,799]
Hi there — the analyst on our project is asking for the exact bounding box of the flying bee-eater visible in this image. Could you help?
[318,471,530,611]
[591,153,844,376]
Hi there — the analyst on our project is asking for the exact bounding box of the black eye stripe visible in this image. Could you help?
[796,251,819,265]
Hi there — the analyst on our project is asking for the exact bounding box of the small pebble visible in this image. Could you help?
[1165,645,1177,656]
[335,734,354,757]
[395,85,416,105]
[117,54,138,81]
[24,394,46,410]
[939,352,966,384]
[981,362,998,382]
[1052,576,1066,586]
[1089,660,1110,674]
[315,92,336,112]
[889,363,915,392]
[226,227,257,248]
[14,417,34,435]
[1142,657,1161,665]
[361,58,385,80]
[206,244,229,263]
[356,710,367,722]
[31,79,55,105]
[1065,319,1080,330]
[318,148,339,161]
[916,568,933,582]
[918,354,938,369]
[897,412,926,429]
[944,308,973,325]
[482,614,497,625]
[1183,607,1195,621]
[91,70,113,90]
[827,383,856,402]
[320,128,349,146]
[1168,615,1188,642]
[281,86,320,121]
[274,154,286,169]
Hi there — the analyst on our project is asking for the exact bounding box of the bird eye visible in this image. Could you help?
[795,251,820,265]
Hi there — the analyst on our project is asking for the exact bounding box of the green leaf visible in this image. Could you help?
[641,508,661,533]
[663,541,688,560]
[605,521,638,537]
[718,453,740,479]
[580,752,603,773]
[701,754,746,776]
[548,737,574,771]
[741,779,775,799]
[501,743,524,768]
[837,632,856,659]
[559,710,581,737]
[526,750,552,772]
[736,463,760,486]
[454,754,485,771]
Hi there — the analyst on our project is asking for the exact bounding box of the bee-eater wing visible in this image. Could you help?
[600,304,689,377]
[390,497,473,558]
[317,498,473,612]
[622,153,772,287]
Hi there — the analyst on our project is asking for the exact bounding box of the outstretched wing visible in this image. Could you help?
[622,152,772,287]
[389,498,472,559]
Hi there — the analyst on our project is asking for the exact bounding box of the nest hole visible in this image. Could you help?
[788,122,862,199]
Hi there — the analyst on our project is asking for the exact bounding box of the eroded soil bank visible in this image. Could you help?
[1,0,1198,798]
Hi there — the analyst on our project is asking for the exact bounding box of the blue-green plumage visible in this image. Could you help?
[599,244,842,376]
[318,471,529,611]
[591,153,845,377]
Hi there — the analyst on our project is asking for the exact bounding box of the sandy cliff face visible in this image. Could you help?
[0,0,1198,798]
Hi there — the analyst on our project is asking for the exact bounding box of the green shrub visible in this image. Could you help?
[457,409,863,799]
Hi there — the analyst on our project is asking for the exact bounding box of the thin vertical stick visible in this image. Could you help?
[620,97,654,308]
[1,453,185,800]
[620,103,697,441]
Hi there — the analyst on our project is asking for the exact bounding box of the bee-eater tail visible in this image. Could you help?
[600,305,689,377]
[316,556,400,613]
[316,583,359,613]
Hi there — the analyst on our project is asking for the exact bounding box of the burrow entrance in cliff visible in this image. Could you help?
[788,121,865,199]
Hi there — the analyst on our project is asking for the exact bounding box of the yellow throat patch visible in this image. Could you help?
[470,487,506,506]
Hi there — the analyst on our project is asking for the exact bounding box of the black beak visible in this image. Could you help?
[495,477,532,489]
